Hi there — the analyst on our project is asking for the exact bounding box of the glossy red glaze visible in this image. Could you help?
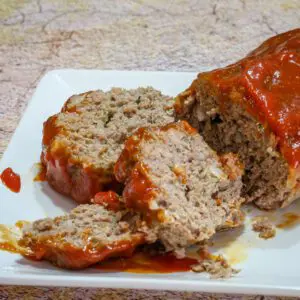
[122,163,157,213]
[92,191,122,211]
[0,168,21,193]
[34,163,47,182]
[205,29,300,168]
[115,121,198,214]
[42,115,59,146]
[20,236,145,269]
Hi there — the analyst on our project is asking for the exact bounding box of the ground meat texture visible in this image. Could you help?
[114,121,244,256]
[19,194,148,269]
[192,255,239,279]
[175,29,300,210]
[252,217,276,239]
[42,87,174,204]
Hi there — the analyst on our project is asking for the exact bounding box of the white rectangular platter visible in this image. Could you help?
[0,70,300,296]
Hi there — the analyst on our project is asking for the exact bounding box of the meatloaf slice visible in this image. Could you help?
[19,192,147,269]
[175,29,300,210]
[42,87,174,204]
[114,121,244,256]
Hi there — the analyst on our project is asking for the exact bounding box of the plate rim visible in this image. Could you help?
[1,272,300,296]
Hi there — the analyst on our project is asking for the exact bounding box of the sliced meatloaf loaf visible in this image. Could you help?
[175,29,300,210]
[42,87,174,204]
[114,121,244,256]
[19,192,148,269]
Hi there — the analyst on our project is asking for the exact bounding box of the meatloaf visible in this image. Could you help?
[175,29,300,210]
[19,192,148,269]
[42,87,174,204]
[114,121,244,256]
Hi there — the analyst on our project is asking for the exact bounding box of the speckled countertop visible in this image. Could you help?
[0,0,299,299]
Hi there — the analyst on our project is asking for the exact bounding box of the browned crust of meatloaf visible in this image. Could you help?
[175,77,299,210]
[42,87,174,203]
[19,200,148,269]
[115,121,244,255]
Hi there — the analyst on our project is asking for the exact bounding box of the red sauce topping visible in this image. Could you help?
[0,168,21,193]
[43,114,76,165]
[19,235,146,269]
[42,115,59,146]
[114,126,157,213]
[64,106,78,113]
[34,163,47,182]
[95,251,198,273]
[92,191,122,211]
[44,239,139,260]
[115,121,196,214]
[123,163,158,213]
[114,121,197,184]
[205,29,300,168]
[1,233,198,273]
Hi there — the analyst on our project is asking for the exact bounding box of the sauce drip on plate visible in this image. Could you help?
[0,222,30,255]
[0,168,21,193]
[276,212,300,229]
[95,251,198,273]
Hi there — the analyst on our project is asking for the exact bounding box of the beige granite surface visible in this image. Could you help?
[0,0,299,299]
